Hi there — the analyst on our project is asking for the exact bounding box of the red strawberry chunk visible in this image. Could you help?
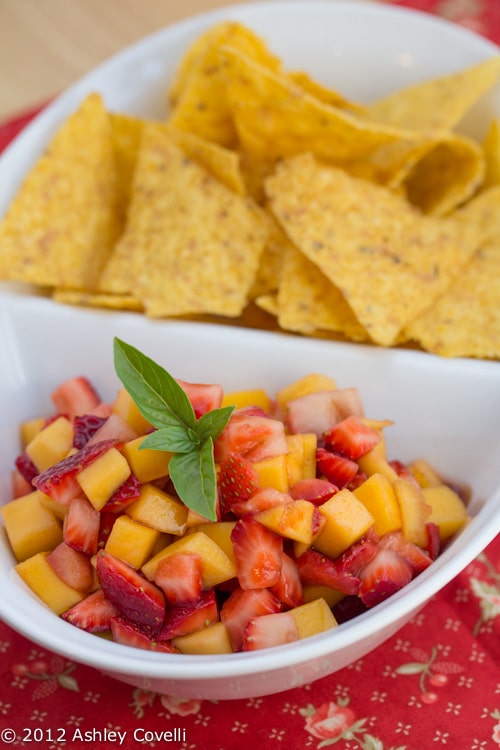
[295,548,360,596]
[11,469,33,498]
[425,522,441,561]
[358,548,413,607]
[271,552,304,608]
[214,413,288,463]
[176,380,223,418]
[87,413,138,446]
[323,415,381,459]
[230,487,290,518]
[72,414,107,449]
[101,473,141,513]
[33,438,118,505]
[110,616,178,652]
[159,589,218,640]
[14,452,38,484]
[231,517,283,590]
[378,531,432,575]
[316,448,359,488]
[242,611,298,651]
[334,537,379,577]
[46,541,94,593]
[289,477,338,506]
[154,552,203,605]
[220,587,281,651]
[98,511,120,549]
[62,590,119,633]
[96,550,166,636]
[218,454,258,516]
[51,376,101,419]
[63,495,100,555]
[286,388,364,437]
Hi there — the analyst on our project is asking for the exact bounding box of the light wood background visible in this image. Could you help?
[0,0,282,121]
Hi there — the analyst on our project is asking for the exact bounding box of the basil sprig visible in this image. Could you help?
[113,337,234,521]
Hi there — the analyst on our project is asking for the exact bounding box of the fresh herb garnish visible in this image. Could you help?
[113,337,234,521]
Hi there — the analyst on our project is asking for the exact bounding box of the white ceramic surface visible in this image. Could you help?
[0,1,499,700]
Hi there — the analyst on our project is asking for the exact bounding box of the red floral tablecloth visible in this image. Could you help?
[1,1,499,748]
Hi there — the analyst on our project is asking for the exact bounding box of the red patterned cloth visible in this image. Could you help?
[0,2,499,748]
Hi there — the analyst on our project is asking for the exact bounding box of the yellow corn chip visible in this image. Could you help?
[266,153,481,346]
[286,70,365,115]
[249,208,290,299]
[110,112,145,228]
[483,119,500,189]
[52,289,143,312]
[0,93,120,290]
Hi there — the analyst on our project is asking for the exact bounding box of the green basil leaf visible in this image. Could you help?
[113,337,196,430]
[140,426,196,454]
[168,438,217,521]
[195,405,235,444]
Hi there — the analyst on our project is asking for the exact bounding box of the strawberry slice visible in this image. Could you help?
[231,517,283,590]
[101,473,141,513]
[33,438,118,505]
[334,536,379,577]
[87,413,138,446]
[218,454,259,516]
[242,611,298,651]
[51,376,101,419]
[358,548,413,607]
[271,552,304,608]
[154,552,203,605]
[289,477,338,506]
[14,452,38,484]
[62,590,119,633]
[98,511,120,549]
[63,494,100,555]
[72,414,107,449]
[110,616,178,652]
[159,589,218,640]
[46,541,94,593]
[214,412,288,463]
[316,448,359,488]
[425,522,441,561]
[96,550,166,636]
[286,388,365,437]
[176,380,223,418]
[230,487,290,518]
[11,469,33,498]
[295,548,360,595]
[378,531,432,575]
[220,587,281,651]
[323,415,381,459]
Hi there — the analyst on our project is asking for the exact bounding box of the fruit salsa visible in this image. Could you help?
[1,339,469,655]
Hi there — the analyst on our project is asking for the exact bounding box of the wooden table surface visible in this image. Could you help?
[0,0,280,121]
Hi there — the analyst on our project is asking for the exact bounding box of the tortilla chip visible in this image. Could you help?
[286,70,365,115]
[110,112,145,228]
[483,119,500,189]
[168,22,282,147]
[265,153,481,346]
[0,93,120,290]
[52,289,143,312]
[366,57,500,131]
[249,208,290,298]
[99,122,268,317]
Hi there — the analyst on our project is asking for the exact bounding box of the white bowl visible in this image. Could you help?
[1,1,500,700]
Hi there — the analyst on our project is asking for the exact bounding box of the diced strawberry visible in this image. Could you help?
[323,415,381,459]
[389,459,421,486]
[62,590,119,633]
[46,541,94,592]
[271,552,304,608]
[218,454,259,516]
[295,548,360,595]
[89,402,114,419]
[347,471,368,491]
[51,376,101,419]
[316,448,359,488]
[33,438,118,505]
[358,548,413,607]
[11,468,33,498]
[101,473,141,513]
[154,552,203,605]
[87,413,138,446]
[242,611,298,651]
[231,517,283,590]
[335,537,379,577]
[233,405,271,418]
[286,388,364,437]
[176,380,223,418]
[425,522,441,561]
[64,495,101,555]
[159,589,218,640]
[110,616,178,652]
[289,477,338,506]
[332,595,367,624]
[220,587,281,651]
[96,550,166,636]
[14,452,38,484]
[214,412,288,463]
[72,414,107,449]
[378,531,432,575]
[230,487,290,517]
[97,511,119,549]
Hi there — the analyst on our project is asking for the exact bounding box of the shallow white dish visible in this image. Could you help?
[0,1,499,700]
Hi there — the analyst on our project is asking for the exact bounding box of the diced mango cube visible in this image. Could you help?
[25,416,74,471]
[105,515,160,568]
[122,436,172,482]
[126,483,188,535]
[20,417,46,448]
[276,373,336,410]
[290,598,338,639]
[286,433,317,485]
[188,521,237,564]
[357,449,399,481]
[76,447,131,510]
[173,621,233,654]
[302,585,345,608]
[422,485,469,542]
[142,531,236,587]
[253,454,289,492]
[394,478,431,548]
[112,388,153,434]
[38,493,69,521]
[353,473,402,536]
[314,488,374,558]
[409,459,443,488]
[1,490,63,562]
[221,388,271,412]
[16,551,84,614]
[256,499,319,545]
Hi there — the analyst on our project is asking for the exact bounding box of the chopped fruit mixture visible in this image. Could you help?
[1,346,471,655]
